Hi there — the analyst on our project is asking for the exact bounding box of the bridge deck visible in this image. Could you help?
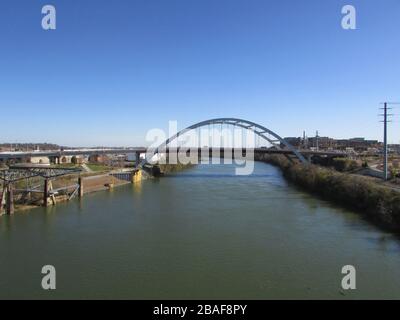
[0,147,347,160]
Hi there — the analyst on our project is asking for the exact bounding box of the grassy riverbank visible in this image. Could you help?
[263,155,400,232]
[158,163,195,174]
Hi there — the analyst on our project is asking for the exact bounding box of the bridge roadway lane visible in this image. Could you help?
[0,147,347,160]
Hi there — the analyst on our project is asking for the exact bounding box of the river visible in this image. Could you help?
[0,161,400,299]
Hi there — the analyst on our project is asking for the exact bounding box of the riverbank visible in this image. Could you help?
[263,155,400,232]
[2,163,195,214]
[158,163,195,174]
[1,169,143,214]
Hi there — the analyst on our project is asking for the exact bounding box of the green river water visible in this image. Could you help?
[0,161,399,299]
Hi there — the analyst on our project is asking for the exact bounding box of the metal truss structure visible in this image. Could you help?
[0,165,82,183]
[0,165,82,215]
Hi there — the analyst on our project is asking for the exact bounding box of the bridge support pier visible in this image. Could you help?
[0,185,6,215]
[6,184,14,215]
[131,170,142,183]
[135,152,141,167]
[43,179,49,207]
[78,177,83,198]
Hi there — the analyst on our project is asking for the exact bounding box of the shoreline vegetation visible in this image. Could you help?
[158,163,195,174]
[4,159,400,233]
[262,155,400,232]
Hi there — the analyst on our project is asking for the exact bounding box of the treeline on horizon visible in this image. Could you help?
[0,143,64,151]
[0,143,136,151]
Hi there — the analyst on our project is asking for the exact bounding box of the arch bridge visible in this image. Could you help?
[151,118,308,164]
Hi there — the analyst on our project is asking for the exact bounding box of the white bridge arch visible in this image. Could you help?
[151,118,307,164]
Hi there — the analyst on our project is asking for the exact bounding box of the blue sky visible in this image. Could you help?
[0,0,399,146]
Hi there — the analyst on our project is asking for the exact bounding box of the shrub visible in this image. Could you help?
[264,155,400,231]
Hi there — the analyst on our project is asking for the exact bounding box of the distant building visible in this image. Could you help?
[28,156,50,165]
[88,154,109,163]
[283,135,382,152]
[308,137,335,149]
[283,136,335,149]
[60,156,73,164]
[388,144,400,154]
[336,138,380,151]
[71,156,85,164]
[283,137,302,147]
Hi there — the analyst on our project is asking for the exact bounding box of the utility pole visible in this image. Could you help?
[383,103,388,180]
[380,102,400,180]
[380,102,394,180]
[316,130,319,151]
